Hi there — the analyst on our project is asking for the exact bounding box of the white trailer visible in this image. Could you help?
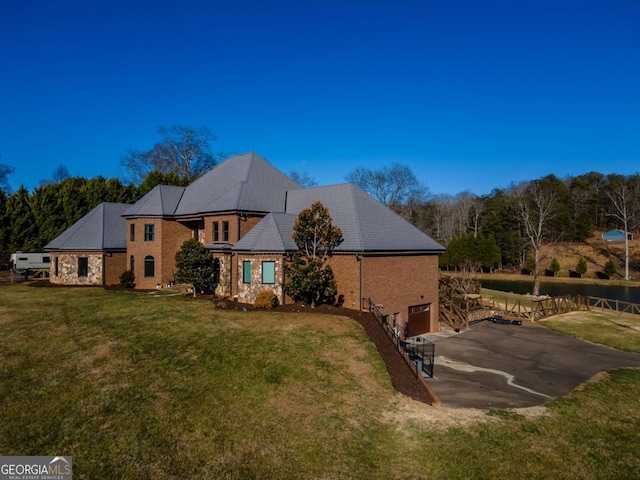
[10,252,51,272]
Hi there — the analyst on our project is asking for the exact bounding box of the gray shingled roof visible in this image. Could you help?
[233,184,444,253]
[233,213,298,252]
[174,152,301,215]
[46,203,129,251]
[286,184,444,252]
[122,185,185,217]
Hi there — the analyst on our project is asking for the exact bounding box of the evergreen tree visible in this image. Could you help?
[604,259,618,277]
[575,258,588,277]
[174,239,215,293]
[137,170,189,197]
[0,190,9,259]
[441,232,501,272]
[6,186,38,251]
[479,189,522,267]
[549,258,561,276]
[30,182,66,249]
[284,202,343,306]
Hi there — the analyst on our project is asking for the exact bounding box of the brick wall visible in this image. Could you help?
[127,218,191,289]
[104,252,127,286]
[361,255,440,333]
[160,219,193,285]
[328,255,362,309]
[203,213,266,244]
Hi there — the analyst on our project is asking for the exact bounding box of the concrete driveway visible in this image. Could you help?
[424,321,640,409]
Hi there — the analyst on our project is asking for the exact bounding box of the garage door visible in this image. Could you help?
[407,303,431,336]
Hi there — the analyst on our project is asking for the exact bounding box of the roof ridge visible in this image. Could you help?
[250,214,272,250]
[273,214,290,251]
[236,180,246,210]
[158,186,165,217]
[173,186,186,215]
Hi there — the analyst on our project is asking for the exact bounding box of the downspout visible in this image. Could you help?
[357,254,363,310]
[229,252,234,298]
[281,254,286,306]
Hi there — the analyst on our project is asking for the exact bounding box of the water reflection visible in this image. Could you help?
[479,278,640,304]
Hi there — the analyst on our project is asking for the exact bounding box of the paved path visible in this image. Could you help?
[424,321,640,409]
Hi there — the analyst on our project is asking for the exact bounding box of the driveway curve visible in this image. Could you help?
[425,321,640,409]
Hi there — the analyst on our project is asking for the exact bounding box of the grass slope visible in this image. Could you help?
[1,284,639,479]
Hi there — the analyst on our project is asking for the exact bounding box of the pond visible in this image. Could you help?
[480,278,640,304]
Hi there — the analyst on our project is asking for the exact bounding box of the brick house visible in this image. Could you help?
[46,153,444,334]
[46,202,129,286]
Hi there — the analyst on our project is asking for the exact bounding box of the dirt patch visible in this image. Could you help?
[0,307,16,324]
[381,395,553,431]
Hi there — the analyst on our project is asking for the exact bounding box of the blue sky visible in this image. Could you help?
[1,0,638,195]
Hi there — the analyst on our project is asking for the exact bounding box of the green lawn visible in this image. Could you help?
[1,284,639,479]
[542,311,640,353]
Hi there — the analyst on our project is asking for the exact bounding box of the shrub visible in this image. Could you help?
[175,239,214,293]
[119,269,135,288]
[604,259,617,277]
[549,258,560,276]
[575,258,588,276]
[254,290,279,309]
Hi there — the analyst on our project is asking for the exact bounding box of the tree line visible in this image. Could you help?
[346,166,640,292]
[0,126,212,261]
[1,126,638,289]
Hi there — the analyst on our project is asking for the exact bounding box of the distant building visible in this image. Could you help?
[602,230,633,242]
[46,153,445,334]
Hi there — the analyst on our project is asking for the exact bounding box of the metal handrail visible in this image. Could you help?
[362,297,435,378]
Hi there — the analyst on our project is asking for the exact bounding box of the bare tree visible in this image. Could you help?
[121,125,221,184]
[453,191,477,236]
[469,197,484,238]
[513,181,557,296]
[606,174,640,280]
[0,155,14,192]
[430,194,457,246]
[345,163,429,208]
[288,170,318,188]
[39,164,71,187]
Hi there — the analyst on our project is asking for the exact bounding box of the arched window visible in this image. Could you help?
[144,255,155,278]
[130,255,135,272]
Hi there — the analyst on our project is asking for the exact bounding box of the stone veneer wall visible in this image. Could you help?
[50,252,103,286]
[213,253,232,298]
[235,255,284,304]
